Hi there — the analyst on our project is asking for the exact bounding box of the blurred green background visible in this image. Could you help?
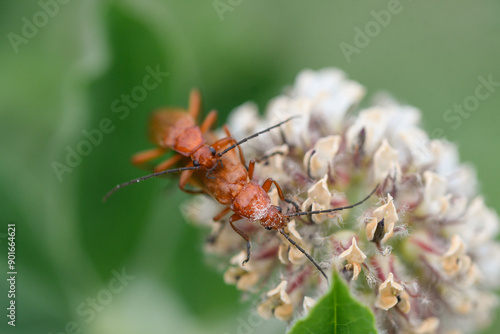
[1,1,499,333]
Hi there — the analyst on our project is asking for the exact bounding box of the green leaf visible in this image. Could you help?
[288,272,377,334]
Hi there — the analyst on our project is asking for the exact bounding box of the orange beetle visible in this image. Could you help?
[105,90,378,282]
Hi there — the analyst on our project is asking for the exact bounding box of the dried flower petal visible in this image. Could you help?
[223,267,259,291]
[375,273,404,311]
[420,171,449,217]
[274,303,293,321]
[268,97,312,147]
[366,217,378,241]
[303,296,316,313]
[398,290,411,314]
[461,196,500,247]
[302,174,332,224]
[442,235,471,277]
[346,107,389,155]
[373,139,400,184]
[303,135,341,178]
[338,237,367,280]
[257,280,293,320]
[226,102,262,139]
[284,221,307,264]
[413,317,440,334]
[292,68,365,132]
[267,280,292,304]
[372,194,398,243]
[256,145,290,185]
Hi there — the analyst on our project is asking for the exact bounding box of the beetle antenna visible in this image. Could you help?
[279,228,328,282]
[285,184,379,218]
[216,116,300,157]
[103,166,201,202]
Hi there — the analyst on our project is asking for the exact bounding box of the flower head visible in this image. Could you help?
[185,68,500,333]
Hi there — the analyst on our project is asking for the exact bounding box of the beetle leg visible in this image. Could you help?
[248,159,256,179]
[206,207,231,244]
[213,207,231,221]
[200,109,218,133]
[261,178,286,200]
[131,147,167,166]
[229,214,251,265]
[262,177,301,213]
[152,153,184,172]
[188,89,202,120]
[179,169,205,194]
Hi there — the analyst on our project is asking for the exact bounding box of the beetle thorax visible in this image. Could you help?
[231,182,271,222]
[173,127,205,156]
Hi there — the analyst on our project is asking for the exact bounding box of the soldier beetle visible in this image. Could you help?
[104,90,378,281]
